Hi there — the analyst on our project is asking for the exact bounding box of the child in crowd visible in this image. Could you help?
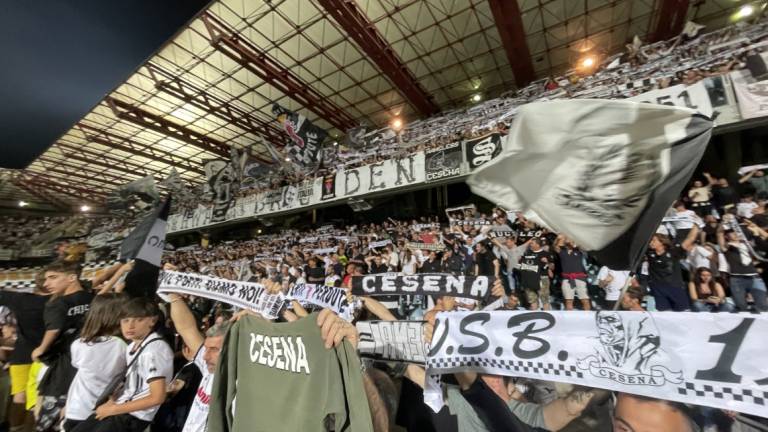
[63,293,127,431]
[72,298,173,432]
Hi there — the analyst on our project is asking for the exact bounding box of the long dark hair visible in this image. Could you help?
[80,293,124,343]
[693,267,717,294]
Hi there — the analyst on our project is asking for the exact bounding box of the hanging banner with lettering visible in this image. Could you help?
[357,321,427,363]
[413,223,441,231]
[425,142,463,182]
[464,133,503,170]
[405,242,445,252]
[286,284,353,321]
[424,311,768,417]
[351,273,490,301]
[157,271,284,320]
[336,153,425,198]
[628,81,713,117]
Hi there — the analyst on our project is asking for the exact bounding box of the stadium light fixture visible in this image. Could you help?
[580,56,596,68]
[737,4,754,19]
[18,201,28,207]
[80,205,91,212]
[284,157,291,162]
[391,118,403,131]
[472,94,482,103]
[332,141,338,146]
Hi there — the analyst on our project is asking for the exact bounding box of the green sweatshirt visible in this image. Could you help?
[207,313,374,432]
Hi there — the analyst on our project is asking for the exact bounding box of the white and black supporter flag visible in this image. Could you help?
[467,99,713,270]
[120,197,171,298]
[272,103,328,166]
[204,159,238,223]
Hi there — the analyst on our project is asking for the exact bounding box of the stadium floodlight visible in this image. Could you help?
[391,118,403,131]
[738,4,754,19]
[18,201,28,207]
[580,56,595,68]
[80,205,91,212]
[472,94,482,103]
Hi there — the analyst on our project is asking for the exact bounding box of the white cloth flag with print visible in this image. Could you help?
[467,99,713,270]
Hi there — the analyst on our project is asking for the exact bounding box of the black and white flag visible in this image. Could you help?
[357,321,427,363]
[467,100,713,270]
[272,104,328,166]
[464,133,502,170]
[425,142,462,181]
[107,175,160,212]
[121,197,171,298]
[204,159,237,223]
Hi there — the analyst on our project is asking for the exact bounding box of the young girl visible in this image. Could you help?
[64,294,127,431]
[72,298,174,432]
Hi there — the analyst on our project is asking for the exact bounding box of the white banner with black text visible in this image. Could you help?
[157,271,284,320]
[424,310,768,417]
[357,321,428,363]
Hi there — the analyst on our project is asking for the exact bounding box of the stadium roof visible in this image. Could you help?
[0,0,752,213]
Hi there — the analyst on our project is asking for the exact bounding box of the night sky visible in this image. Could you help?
[0,0,211,169]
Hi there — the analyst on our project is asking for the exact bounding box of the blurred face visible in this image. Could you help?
[120,316,157,342]
[613,393,693,432]
[202,335,224,373]
[699,270,712,283]
[43,271,75,295]
[693,181,703,188]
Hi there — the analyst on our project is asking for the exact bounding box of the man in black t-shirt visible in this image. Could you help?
[473,242,499,278]
[717,224,768,311]
[441,249,464,276]
[518,239,552,310]
[366,255,390,274]
[34,260,94,432]
[420,251,443,274]
[645,225,698,311]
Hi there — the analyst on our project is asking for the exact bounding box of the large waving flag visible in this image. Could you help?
[467,99,713,270]
[121,197,171,298]
[272,103,328,167]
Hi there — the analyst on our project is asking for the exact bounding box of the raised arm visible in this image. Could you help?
[739,170,757,184]
[681,224,700,252]
[168,294,204,354]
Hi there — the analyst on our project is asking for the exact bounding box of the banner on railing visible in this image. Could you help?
[424,310,768,417]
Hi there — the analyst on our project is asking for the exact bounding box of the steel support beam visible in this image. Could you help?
[201,12,358,132]
[33,159,127,188]
[651,0,690,42]
[54,143,155,178]
[76,123,206,175]
[488,0,535,87]
[106,96,230,158]
[13,179,71,210]
[145,63,286,159]
[20,173,107,203]
[316,0,439,117]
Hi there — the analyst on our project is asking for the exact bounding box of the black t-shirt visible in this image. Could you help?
[558,248,586,275]
[474,251,496,276]
[420,259,442,274]
[703,224,719,245]
[723,244,759,276]
[369,262,389,274]
[443,255,464,275]
[41,290,95,360]
[519,249,548,290]
[712,185,738,207]
[305,266,325,283]
[0,292,47,364]
[646,246,685,288]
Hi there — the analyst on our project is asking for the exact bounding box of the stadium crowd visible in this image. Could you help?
[0,165,765,432]
[0,16,767,432]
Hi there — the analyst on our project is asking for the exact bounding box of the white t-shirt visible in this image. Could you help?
[401,255,418,275]
[182,347,213,432]
[597,267,631,301]
[116,333,174,422]
[66,337,127,421]
[737,201,758,218]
